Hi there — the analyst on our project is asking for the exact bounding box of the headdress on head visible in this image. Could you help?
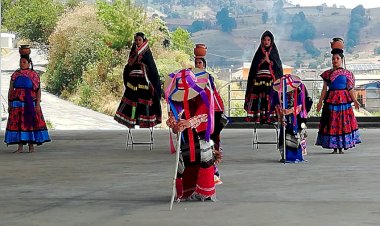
[164,68,209,102]
[273,74,301,93]
[164,68,214,162]
[273,74,303,126]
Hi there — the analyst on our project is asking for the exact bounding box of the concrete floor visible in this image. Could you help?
[0,128,379,226]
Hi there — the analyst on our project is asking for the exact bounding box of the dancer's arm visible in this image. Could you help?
[317,82,327,112]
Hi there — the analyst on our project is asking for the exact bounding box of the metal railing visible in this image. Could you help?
[219,78,380,117]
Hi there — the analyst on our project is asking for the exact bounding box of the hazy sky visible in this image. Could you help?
[289,0,380,9]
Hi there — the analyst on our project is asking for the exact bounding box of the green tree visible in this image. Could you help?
[303,39,321,57]
[346,4,367,51]
[3,0,64,44]
[351,4,365,16]
[273,0,284,11]
[1,0,13,25]
[290,12,316,42]
[65,0,81,10]
[190,20,205,33]
[170,27,194,56]
[216,8,237,33]
[45,4,110,95]
[96,0,147,51]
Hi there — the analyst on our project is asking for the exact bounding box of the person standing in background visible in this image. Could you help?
[315,38,361,154]
[244,30,283,124]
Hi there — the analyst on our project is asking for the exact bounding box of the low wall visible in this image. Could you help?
[225,116,380,129]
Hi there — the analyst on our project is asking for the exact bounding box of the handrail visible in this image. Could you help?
[218,78,380,117]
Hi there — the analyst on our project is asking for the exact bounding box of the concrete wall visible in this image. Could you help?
[0,33,16,48]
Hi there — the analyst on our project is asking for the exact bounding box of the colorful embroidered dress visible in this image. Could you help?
[316,68,361,149]
[165,69,217,201]
[245,30,283,124]
[5,69,50,145]
[273,77,312,163]
[114,40,162,128]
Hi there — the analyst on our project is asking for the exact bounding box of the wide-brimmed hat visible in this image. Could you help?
[273,74,302,92]
[164,68,209,102]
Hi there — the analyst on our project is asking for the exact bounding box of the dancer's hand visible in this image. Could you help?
[213,149,223,164]
[354,100,360,110]
[176,119,190,132]
[264,52,270,63]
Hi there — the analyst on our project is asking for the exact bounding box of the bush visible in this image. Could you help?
[155,47,192,82]
[3,0,64,45]
[45,4,109,95]
[44,2,193,116]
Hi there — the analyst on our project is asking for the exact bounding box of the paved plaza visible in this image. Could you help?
[0,128,379,226]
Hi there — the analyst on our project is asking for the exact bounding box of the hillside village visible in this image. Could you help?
[139,0,380,114]
[1,0,379,115]
[143,0,380,72]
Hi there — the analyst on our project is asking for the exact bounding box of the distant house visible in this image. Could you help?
[346,63,380,74]
[193,6,215,20]
[1,33,16,48]
[146,6,167,19]
[356,81,380,113]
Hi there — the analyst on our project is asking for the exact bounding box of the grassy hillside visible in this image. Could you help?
[192,6,380,69]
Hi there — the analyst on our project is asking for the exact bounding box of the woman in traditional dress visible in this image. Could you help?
[244,30,283,123]
[5,51,50,153]
[315,38,361,154]
[165,68,217,201]
[114,32,162,128]
[194,56,226,185]
[273,74,313,163]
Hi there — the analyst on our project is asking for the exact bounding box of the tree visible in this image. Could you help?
[65,0,81,10]
[170,27,194,56]
[303,39,321,57]
[290,12,316,42]
[3,0,64,45]
[351,4,365,16]
[273,0,286,24]
[190,20,205,33]
[261,12,268,24]
[96,0,147,51]
[97,0,171,48]
[216,8,237,33]
[46,4,110,95]
[275,11,286,24]
[1,0,13,25]
[346,4,367,50]
[216,7,229,23]
[273,0,284,11]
